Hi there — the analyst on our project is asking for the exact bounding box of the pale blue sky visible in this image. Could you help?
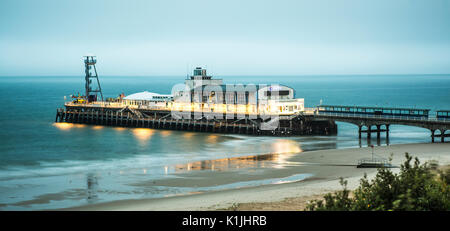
[1,0,449,76]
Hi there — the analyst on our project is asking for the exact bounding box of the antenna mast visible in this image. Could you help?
[83,55,103,102]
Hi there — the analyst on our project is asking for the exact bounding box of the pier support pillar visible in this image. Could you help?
[431,129,435,143]
[376,125,381,139]
[386,124,390,145]
[55,109,59,122]
[367,125,372,139]
[441,129,446,143]
[358,125,362,139]
[386,124,390,139]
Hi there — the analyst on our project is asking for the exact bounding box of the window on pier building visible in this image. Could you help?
[236,92,247,105]
[225,92,235,104]
[194,69,202,76]
[248,92,256,105]
[264,90,290,97]
[216,93,224,104]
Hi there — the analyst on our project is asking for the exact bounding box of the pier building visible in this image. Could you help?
[172,67,304,115]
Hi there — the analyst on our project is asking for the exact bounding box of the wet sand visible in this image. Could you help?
[63,142,450,211]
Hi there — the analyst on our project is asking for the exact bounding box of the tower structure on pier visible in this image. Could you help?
[84,55,103,102]
[184,67,223,89]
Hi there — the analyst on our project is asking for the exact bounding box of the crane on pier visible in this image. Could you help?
[83,55,103,103]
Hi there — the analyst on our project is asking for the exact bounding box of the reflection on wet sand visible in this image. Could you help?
[270,139,302,154]
[171,141,302,173]
[171,153,297,173]
[206,134,218,143]
[270,140,303,168]
[86,173,98,202]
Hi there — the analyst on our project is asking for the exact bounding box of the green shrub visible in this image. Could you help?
[306,153,450,211]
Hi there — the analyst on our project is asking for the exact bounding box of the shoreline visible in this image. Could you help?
[62,142,450,211]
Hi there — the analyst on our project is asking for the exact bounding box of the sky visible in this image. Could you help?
[0,0,450,76]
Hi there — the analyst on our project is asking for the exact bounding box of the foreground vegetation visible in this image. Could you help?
[306,153,450,211]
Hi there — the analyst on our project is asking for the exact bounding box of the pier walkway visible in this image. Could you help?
[311,105,450,143]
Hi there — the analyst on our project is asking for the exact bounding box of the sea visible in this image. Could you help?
[0,74,449,210]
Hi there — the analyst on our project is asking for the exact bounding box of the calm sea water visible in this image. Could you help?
[0,75,449,210]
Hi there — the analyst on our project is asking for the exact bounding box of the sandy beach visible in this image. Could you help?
[64,142,450,211]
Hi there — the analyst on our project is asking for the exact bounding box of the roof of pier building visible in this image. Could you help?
[180,84,297,104]
[123,91,173,101]
[188,84,295,94]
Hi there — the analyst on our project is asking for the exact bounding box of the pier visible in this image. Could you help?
[55,57,450,142]
[56,58,338,136]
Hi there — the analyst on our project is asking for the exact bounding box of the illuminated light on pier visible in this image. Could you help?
[53,122,74,130]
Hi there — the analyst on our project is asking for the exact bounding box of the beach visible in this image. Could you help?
[64,142,450,211]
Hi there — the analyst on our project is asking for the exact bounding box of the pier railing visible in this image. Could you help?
[317,112,450,123]
[64,101,301,117]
